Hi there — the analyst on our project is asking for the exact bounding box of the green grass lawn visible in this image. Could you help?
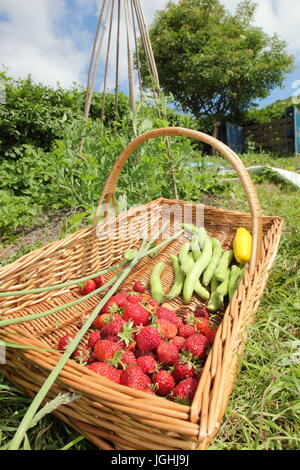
[0,153,299,450]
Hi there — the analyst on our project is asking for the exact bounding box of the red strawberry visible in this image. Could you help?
[133,281,146,293]
[136,355,157,374]
[92,276,104,288]
[101,294,127,314]
[100,318,125,338]
[58,334,75,351]
[87,362,122,383]
[156,307,182,328]
[172,358,197,382]
[206,328,218,346]
[178,324,195,338]
[195,317,211,337]
[135,326,162,352]
[156,341,179,365]
[127,292,143,304]
[194,306,209,319]
[120,350,137,368]
[148,298,159,309]
[72,344,89,363]
[94,339,122,362]
[80,279,96,295]
[135,349,155,358]
[88,331,101,349]
[120,366,151,391]
[113,292,130,308]
[117,321,136,349]
[153,370,175,396]
[182,334,207,359]
[171,336,186,350]
[93,312,123,330]
[157,319,178,339]
[123,303,149,326]
[172,377,198,402]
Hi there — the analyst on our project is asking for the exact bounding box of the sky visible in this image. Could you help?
[0,0,299,109]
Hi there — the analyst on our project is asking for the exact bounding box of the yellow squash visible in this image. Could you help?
[233,227,252,264]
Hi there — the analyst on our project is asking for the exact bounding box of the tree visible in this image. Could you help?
[140,0,294,122]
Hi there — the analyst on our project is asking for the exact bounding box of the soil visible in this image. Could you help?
[0,209,80,264]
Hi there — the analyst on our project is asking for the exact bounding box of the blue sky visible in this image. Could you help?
[0,0,299,110]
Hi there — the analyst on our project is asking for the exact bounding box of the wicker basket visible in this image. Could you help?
[0,128,283,450]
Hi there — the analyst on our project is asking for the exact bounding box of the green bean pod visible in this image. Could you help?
[216,268,230,297]
[194,280,210,300]
[179,242,194,274]
[150,261,166,304]
[228,265,244,301]
[183,236,213,303]
[123,248,138,261]
[182,223,197,234]
[197,227,207,250]
[191,233,201,261]
[202,238,222,286]
[207,275,221,312]
[214,249,234,282]
[166,255,185,300]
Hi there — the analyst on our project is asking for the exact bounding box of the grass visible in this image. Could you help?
[0,152,299,450]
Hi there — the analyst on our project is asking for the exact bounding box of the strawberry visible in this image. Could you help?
[172,357,197,382]
[206,328,218,346]
[136,355,157,374]
[156,341,179,365]
[120,350,137,368]
[171,336,186,351]
[127,292,143,304]
[195,317,211,337]
[93,312,123,330]
[109,349,137,369]
[148,298,159,310]
[178,324,195,338]
[100,317,125,338]
[120,366,151,391]
[80,279,96,295]
[135,326,162,352]
[157,319,178,339]
[172,377,198,402]
[87,362,122,384]
[133,281,146,293]
[87,331,101,349]
[123,303,149,326]
[92,275,104,288]
[182,334,207,359]
[72,344,89,363]
[58,334,75,351]
[117,321,136,349]
[113,292,130,308]
[153,370,175,396]
[101,294,128,314]
[194,306,209,319]
[94,339,122,362]
[156,307,182,328]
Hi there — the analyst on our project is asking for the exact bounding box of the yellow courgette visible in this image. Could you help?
[233,227,252,264]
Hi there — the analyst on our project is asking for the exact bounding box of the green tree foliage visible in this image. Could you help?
[139,0,294,122]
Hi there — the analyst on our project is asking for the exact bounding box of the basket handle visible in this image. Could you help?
[94,127,263,271]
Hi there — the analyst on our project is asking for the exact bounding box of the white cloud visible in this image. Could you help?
[0,0,90,88]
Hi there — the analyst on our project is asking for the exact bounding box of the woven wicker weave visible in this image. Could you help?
[0,128,283,450]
